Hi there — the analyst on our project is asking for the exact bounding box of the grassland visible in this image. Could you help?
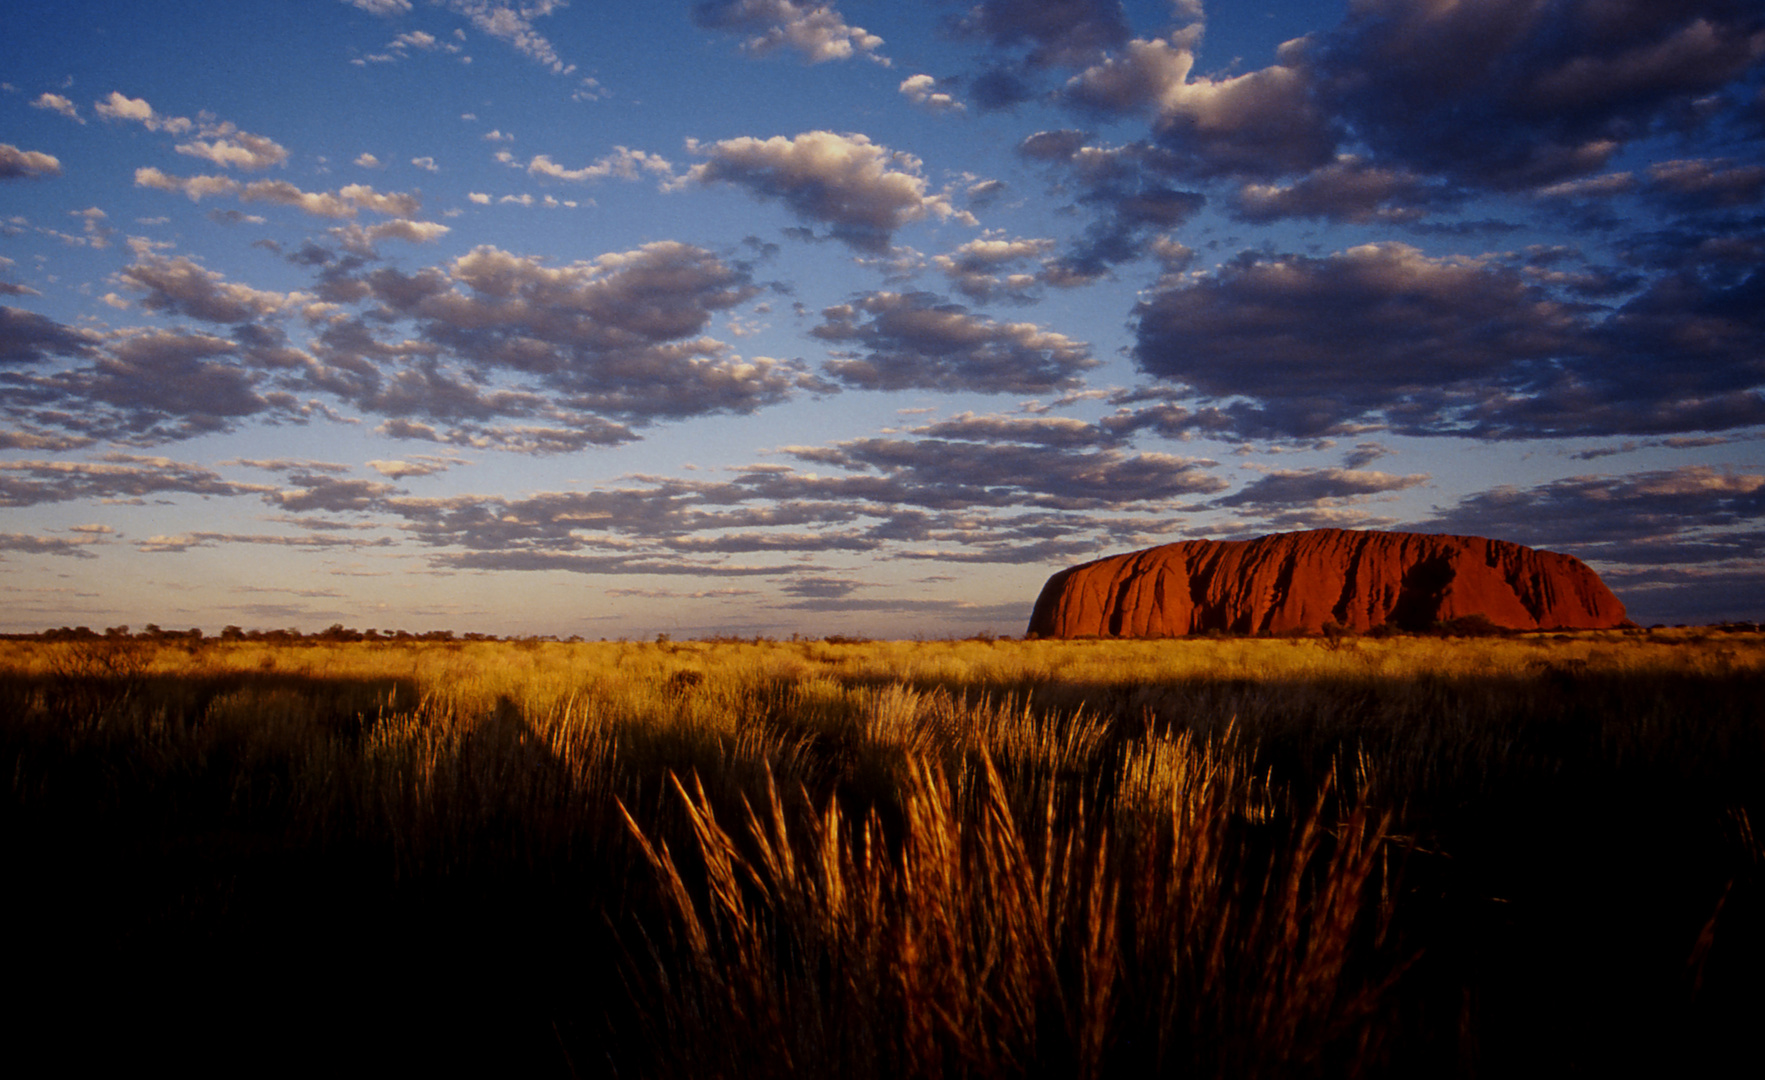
[3,629,1762,1076]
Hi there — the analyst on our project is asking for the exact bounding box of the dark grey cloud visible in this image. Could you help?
[1132,242,1765,440]
[1342,442,1395,470]
[949,0,1132,108]
[1015,133,1205,282]
[952,0,1129,69]
[1216,467,1430,509]
[1418,464,1765,567]
[1416,464,1765,622]
[812,290,1095,392]
[1318,0,1765,191]
[1593,566,1765,624]
[1,306,100,365]
[50,329,280,438]
[1647,158,1765,211]
[969,2,1764,267]
[1098,389,1237,441]
[1229,156,1458,224]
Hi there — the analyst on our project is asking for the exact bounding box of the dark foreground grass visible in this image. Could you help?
[2,632,1761,1076]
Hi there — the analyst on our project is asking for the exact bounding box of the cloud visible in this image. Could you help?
[0,454,272,508]
[900,74,964,113]
[1317,0,1765,191]
[1415,465,1765,621]
[961,0,1763,267]
[94,91,192,133]
[6,297,327,443]
[0,144,61,179]
[682,131,971,252]
[367,457,451,478]
[1015,132,1205,282]
[377,419,639,454]
[693,1,886,65]
[783,434,1226,512]
[955,0,1130,64]
[930,234,1055,301]
[776,574,863,598]
[208,209,267,226]
[342,0,413,13]
[1063,32,1337,180]
[1,306,100,364]
[910,411,1104,449]
[444,0,571,73]
[1097,390,1236,442]
[118,250,303,324]
[1230,155,1455,223]
[0,532,101,558]
[176,124,290,171]
[138,530,390,554]
[339,183,422,216]
[310,241,821,428]
[31,93,81,123]
[318,417,1231,572]
[328,218,452,253]
[527,147,674,183]
[392,30,442,51]
[1215,467,1431,508]
[271,472,398,513]
[94,92,288,171]
[1647,158,1765,210]
[134,168,421,219]
[1132,241,1765,440]
[812,290,1095,393]
[605,586,762,600]
[61,328,277,433]
[1342,441,1395,470]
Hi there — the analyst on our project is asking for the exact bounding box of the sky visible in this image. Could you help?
[1,0,1762,637]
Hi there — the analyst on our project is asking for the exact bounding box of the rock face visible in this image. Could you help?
[1027,529,1630,638]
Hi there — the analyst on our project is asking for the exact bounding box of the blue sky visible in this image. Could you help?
[2,0,1762,636]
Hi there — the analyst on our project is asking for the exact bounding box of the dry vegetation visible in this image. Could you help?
[4,629,1762,1076]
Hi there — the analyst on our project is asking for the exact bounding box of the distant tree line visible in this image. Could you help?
[6,624,581,644]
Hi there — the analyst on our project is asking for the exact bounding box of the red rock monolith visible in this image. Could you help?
[1026,529,1629,638]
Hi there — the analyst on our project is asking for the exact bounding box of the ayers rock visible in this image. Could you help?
[1027,528,1630,638]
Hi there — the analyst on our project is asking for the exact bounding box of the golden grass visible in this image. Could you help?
[3,628,1761,1076]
